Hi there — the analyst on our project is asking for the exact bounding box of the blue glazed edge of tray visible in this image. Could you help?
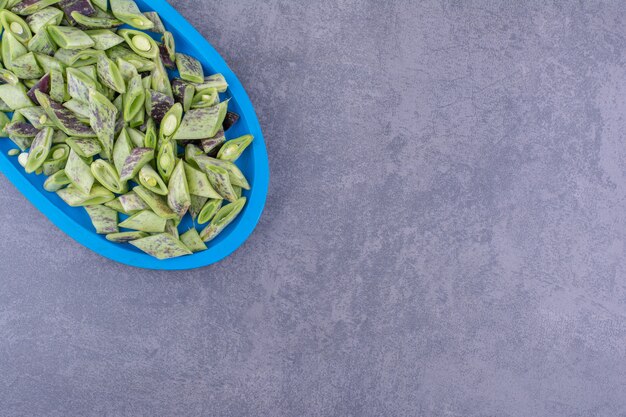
[0,0,270,271]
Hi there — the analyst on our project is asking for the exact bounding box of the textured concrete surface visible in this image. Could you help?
[2,1,626,416]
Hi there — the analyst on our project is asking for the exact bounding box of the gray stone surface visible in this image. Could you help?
[1,0,626,416]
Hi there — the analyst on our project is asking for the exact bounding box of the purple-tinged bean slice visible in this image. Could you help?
[65,136,101,158]
[145,89,173,124]
[26,7,64,33]
[164,219,179,239]
[96,53,125,93]
[106,231,148,243]
[119,147,153,181]
[119,210,166,233]
[199,127,225,155]
[57,0,96,24]
[143,11,165,34]
[85,204,118,234]
[188,194,207,220]
[171,78,194,112]
[179,228,207,253]
[118,190,148,213]
[133,185,177,220]
[167,159,190,219]
[158,44,175,69]
[199,197,246,243]
[11,52,44,80]
[193,154,250,190]
[176,52,203,84]
[201,164,237,203]
[27,73,50,104]
[11,0,62,17]
[112,127,132,175]
[5,121,39,138]
[64,147,93,194]
[24,126,53,173]
[130,232,192,260]
[159,102,182,139]
[173,101,228,140]
[88,88,117,159]
[222,111,239,132]
[104,197,128,214]
[66,66,97,103]
[183,161,221,199]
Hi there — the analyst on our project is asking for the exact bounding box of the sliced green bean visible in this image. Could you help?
[91,159,127,194]
[66,136,101,158]
[133,185,177,220]
[0,111,10,136]
[143,117,157,149]
[43,168,70,191]
[138,163,168,195]
[172,78,194,112]
[11,52,44,80]
[173,101,228,140]
[25,126,53,173]
[188,194,207,220]
[106,231,148,243]
[85,29,124,51]
[201,164,237,203]
[143,11,165,34]
[176,53,203,83]
[126,127,143,147]
[57,184,114,206]
[191,88,218,109]
[26,7,63,33]
[122,73,144,121]
[217,135,253,162]
[65,148,94,194]
[194,73,228,93]
[119,147,153,181]
[118,190,148,213]
[85,204,118,234]
[156,139,175,182]
[71,11,122,28]
[27,29,57,55]
[179,228,207,253]
[63,98,91,120]
[66,67,97,103]
[197,198,222,225]
[194,154,250,190]
[88,88,117,159]
[159,102,182,139]
[110,0,154,30]
[199,127,225,154]
[183,161,222,199]
[199,197,246,242]
[167,159,190,219]
[119,210,166,233]
[106,44,154,72]
[130,232,192,259]
[91,0,107,12]
[96,53,125,93]
[104,197,128,214]
[54,48,100,67]
[11,0,61,16]
[0,10,32,44]
[47,26,95,50]
[118,28,158,59]
[42,143,69,175]
[112,127,131,175]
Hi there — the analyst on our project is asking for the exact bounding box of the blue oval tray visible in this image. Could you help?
[0,0,270,270]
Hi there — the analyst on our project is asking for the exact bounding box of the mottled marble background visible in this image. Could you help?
[2,1,626,416]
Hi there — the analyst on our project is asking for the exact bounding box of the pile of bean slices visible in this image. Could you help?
[0,0,253,260]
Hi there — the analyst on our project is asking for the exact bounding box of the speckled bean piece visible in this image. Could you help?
[119,147,153,181]
[130,233,192,260]
[199,197,246,243]
[179,228,207,253]
[172,101,228,140]
[119,210,166,233]
[183,161,222,199]
[133,185,177,220]
[43,169,70,192]
[105,231,148,243]
[167,159,190,219]
[65,148,94,194]
[89,89,117,160]
[85,204,118,234]
[66,136,101,158]
[118,190,149,213]
[36,90,96,137]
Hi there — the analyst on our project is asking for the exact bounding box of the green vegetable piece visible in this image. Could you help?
[201,164,237,203]
[164,219,178,239]
[112,127,131,175]
[194,73,228,93]
[126,127,143,147]
[189,194,207,220]
[77,64,97,81]
[199,127,225,154]
[54,47,100,67]
[26,7,63,33]
[133,185,177,220]
[118,190,147,213]
[162,31,175,60]
[232,185,242,198]
[183,161,222,199]
[143,117,156,149]
[66,136,101,158]
[0,111,10,135]
[0,10,32,43]
[130,232,192,260]
[48,68,65,102]
[27,29,57,55]
[91,0,107,11]
[24,126,53,173]
[88,88,117,159]
[138,163,168,195]
[86,28,124,50]
[179,228,207,253]
[110,0,154,30]
[66,67,97,102]
[43,168,70,191]
[65,148,93,194]
[90,159,127,194]
[122,74,144,121]
[105,231,148,243]
[63,98,91,120]
[128,100,144,128]
[217,134,253,162]
[35,52,65,73]
[37,90,95,137]
[119,210,166,233]
[104,197,127,214]
[11,0,61,16]
[106,44,154,72]
[156,139,175,182]
[51,129,67,144]
[57,184,114,206]
[11,51,44,79]
[71,11,122,28]
[2,32,28,71]
[167,159,190,219]
[8,149,21,156]
[118,28,158,59]
[191,88,218,109]
[85,204,118,234]
[150,55,171,97]
[194,154,250,190]
[96,53,125,93]
[143,11,165,34]
[176,53,203,83]
[159,102,182,139]
[197,198,222,225]
[42,143,69,175]
[47,25,95,50]
[119,147,153,181]
[173,101,228,140]
[0,67,19,85]
[115,57,136,80]
[172,78,195,112]
[199,197,246,242]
